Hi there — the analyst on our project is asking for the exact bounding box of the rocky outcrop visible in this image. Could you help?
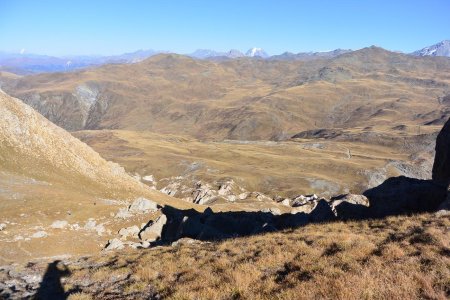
[432,117,450,183]
[363,176,446,217]
[330,194,370,219]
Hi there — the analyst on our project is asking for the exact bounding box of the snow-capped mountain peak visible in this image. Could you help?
[245,48,269,58]
[412,40,450,57]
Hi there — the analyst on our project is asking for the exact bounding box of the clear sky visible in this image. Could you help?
[0,0,449,56]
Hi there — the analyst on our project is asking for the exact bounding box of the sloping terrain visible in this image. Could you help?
[0,91,193,263]
[1,47,450,140]
[1,212,449,299]
[73,126,438,201]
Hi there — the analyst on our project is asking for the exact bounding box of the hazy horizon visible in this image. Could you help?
[1,0,449,56]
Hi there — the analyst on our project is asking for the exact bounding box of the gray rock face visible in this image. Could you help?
[432,117,450,183]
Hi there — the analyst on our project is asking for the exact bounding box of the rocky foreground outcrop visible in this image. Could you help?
[432,117,450,209]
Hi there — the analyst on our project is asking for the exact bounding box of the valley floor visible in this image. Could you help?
[1,212,449,299]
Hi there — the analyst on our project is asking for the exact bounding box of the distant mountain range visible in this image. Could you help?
[1,41,449,74]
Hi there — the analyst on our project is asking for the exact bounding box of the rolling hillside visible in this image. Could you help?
[1,47,450,141]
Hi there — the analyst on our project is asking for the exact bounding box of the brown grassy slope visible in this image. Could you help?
[0,91,198,263]
[2,47,450,140]
[7,212,449,300]
[73,126,438,199]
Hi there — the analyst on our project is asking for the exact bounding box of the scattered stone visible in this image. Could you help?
[70,223,80,230]
[84,219,97,230]
[115,208,133,219]
[50,220,68,229]
[31,231,48,238]
[105,238,124,250]
[95,224,106,236]
[119,225,140,239]
[14,235,24,241]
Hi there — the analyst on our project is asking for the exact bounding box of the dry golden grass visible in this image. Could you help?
[74,127,437,200]
[53,212,450,299]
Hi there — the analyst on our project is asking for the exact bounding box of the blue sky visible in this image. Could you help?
[0,0,449,56]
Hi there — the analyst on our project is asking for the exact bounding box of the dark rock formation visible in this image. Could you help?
[363,176,446,218]
[432,117,450,184]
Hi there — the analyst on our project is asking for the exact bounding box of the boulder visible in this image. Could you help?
[118,225,140,239]
[0,223,6,231]
[129,197,159,213]
[139,214,168,242]
[330,194,370,220]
